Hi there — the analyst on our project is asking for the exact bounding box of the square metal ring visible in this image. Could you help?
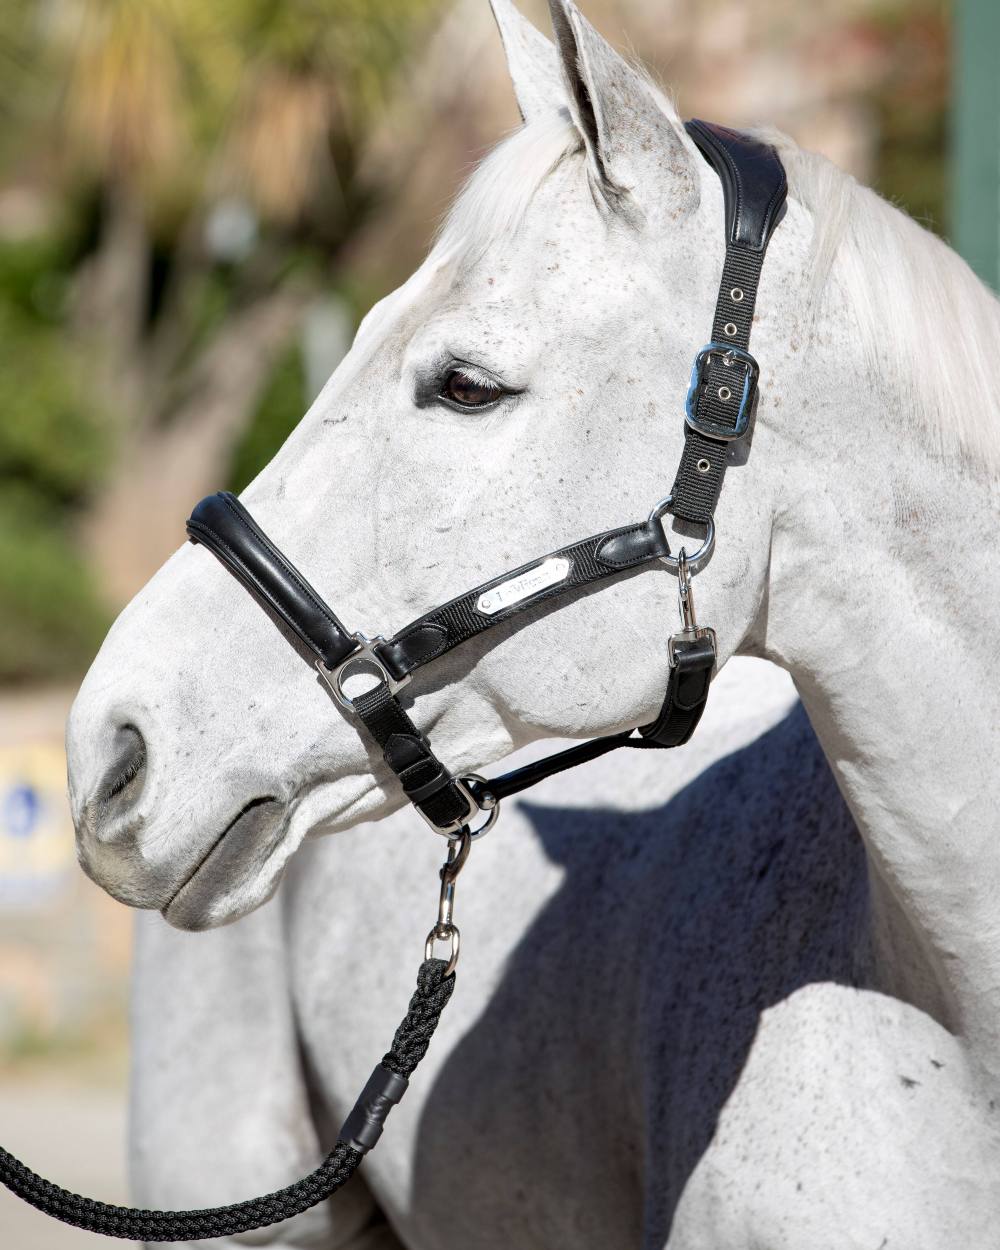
[317,634,411,711]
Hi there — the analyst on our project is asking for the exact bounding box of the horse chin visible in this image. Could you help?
[160,796,290,931]
[156,774,390,930]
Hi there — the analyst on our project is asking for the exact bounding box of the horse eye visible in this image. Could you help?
[439,369,504,409]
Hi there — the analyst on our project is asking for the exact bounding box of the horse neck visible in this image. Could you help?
[758,218,1000,1084]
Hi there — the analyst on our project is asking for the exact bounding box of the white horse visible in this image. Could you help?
[128,659,865,1250]
[63,0,1000,1245]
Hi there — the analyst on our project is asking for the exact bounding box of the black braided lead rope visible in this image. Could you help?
[0,959,456,1242]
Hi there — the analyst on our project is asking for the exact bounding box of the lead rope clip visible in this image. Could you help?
[667,547,718,666]
[424,829,472,976]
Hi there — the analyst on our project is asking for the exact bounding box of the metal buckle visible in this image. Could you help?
[684,342,759,441]
[317,633,411,712]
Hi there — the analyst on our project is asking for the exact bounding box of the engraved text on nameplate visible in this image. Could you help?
[475,558,571,616]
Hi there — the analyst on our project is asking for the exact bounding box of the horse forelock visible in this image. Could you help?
[432,108,583,266]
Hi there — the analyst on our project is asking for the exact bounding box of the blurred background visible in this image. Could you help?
[0,0,992,1244]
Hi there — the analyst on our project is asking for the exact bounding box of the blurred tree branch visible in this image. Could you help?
[1,0,442,605]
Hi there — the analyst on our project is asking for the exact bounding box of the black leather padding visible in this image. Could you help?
[685,119,787,253]
[186,492,357,670]
[639,635,716,747]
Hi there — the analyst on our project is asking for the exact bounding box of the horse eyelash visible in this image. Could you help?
[447,362,506,392]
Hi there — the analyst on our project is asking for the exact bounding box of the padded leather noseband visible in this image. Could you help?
[186,119,788,837]
[187,491,357,669]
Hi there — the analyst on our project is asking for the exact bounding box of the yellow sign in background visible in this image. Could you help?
[0,692,130,1053]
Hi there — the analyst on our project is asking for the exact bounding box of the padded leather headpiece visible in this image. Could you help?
[685,119,787,253]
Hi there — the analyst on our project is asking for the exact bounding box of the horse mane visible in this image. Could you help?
[755,126,1000,476]
[433,99,1000,476]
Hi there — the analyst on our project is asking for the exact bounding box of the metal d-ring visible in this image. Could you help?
[459,774,501,841]
[648,495,716,571]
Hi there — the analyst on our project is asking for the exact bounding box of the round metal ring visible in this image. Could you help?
[425,923,461,976]
[648,495,716,571]
[459,774,501,840]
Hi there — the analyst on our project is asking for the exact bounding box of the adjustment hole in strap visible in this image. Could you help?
[730,287,744,302]
[723,322,738,337]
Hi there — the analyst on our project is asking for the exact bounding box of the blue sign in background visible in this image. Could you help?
[2,782,43,839]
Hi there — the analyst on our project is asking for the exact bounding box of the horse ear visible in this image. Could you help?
[489,0,564,124]
[546,0,697,218]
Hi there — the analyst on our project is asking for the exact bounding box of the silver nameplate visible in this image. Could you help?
[476,557,571,616]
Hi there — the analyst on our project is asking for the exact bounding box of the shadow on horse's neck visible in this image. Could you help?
[756,214,1000,1082]
[406,701,867,1245]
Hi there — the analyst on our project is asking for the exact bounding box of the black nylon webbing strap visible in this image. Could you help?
[353,683,475,832]
[467,732,635,804]
[670,251,765,523]
[373,518,670,682]
[464,635,715,807]
[673,252,765,522]
[670,121,787,525]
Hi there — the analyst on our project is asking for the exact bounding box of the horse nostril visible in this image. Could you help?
[95,724,148,814]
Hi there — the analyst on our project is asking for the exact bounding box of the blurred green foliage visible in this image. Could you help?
[0,237,111,683]
[0,0,439,684]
